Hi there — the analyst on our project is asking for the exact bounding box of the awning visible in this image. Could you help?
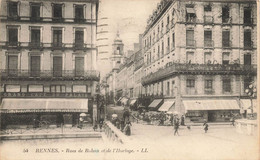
[186,8,195,14]
[121,97,128,104]
[0,98,88,113]
[158,100,175,112]
[148,99,163,108]
[240,99,257,113]
[183,99,240,112]
[130,99,137,105]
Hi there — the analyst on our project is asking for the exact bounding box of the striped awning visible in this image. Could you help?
[158,100,175,112]
[183,99,240,112]
[148,99,163,108]
[0,98,88,113]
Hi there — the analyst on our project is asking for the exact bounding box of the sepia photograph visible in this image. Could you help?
[0,0,259,159]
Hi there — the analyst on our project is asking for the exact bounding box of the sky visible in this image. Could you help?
[99,0,160,51]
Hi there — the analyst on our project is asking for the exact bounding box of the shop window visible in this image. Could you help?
[50,85,66,93]
[222,79,231,93]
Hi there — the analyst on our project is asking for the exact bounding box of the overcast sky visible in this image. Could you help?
[99,0,160,51]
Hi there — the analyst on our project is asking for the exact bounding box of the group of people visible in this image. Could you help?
[111,110,132,136]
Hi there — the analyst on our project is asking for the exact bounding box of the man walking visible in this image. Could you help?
[203,120,209,133]
[174,118,180,136]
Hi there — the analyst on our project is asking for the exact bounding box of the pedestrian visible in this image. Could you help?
[99,118,104,132]
[120,119,125,132]
[230,117,235,126]
[116,119,120,129]
[124,120,132,136]
[93,120,98,131]
[181,115,185,126]
[174,118,180,136]
[203,120,209,133]
[78,116,84,129]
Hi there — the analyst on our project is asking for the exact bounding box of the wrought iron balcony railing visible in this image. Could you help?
[186,17,196,23]
[186,40,196,48]
[222,41,232,48]
[0,41,96,50]
[1,92,92,98]
[141,63,257,85]
[204,40,214,48]
[1,69,100,81]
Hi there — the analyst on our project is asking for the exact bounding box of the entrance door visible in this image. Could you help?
[208,111,215,122]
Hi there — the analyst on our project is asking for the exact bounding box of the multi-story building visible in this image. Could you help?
[141,0,257,122]
[0,0,99,128]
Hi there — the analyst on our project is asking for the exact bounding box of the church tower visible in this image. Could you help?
[110,31,124,70]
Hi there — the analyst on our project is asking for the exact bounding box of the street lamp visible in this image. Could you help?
[245,82,257,117]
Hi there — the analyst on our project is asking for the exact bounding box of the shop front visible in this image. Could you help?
[0,98,90,129]
[183,99,240,122]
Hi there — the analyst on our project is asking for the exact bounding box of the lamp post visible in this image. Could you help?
[244,82,257,118]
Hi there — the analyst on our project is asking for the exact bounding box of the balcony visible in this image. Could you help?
[222,41,232,49]
[186,40,196,48]
[244,41,253,50]
[1,69,100,81]
[30,16,43,22]
[204,40,214,49]
[7,15,20,20]
[74,18,86,23]
[141,63,257,85]
[244,18,253,26]
[186,17,196,24]
[222,17,232,25]
[0,42,96,51]
[204,16,214,24]
[52,17,64,22]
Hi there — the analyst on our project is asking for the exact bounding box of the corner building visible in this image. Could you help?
[142,0,257,122]
[0,0,99,128]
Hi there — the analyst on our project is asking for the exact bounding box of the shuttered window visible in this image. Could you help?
[31,29,40,45]
[8,28,18,45]
[222,30,230,47]
[30,56,40,77]
[75,31,84,47]
[9,2,18,17]
[8,55,18,76]
[53,30,62,47]
[75,57,84,77]
[186,30,194,47]
[244,30,251,48]
[53,56,62,77]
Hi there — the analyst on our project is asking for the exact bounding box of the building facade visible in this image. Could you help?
[0,0,99,128]
[141,0,257,122]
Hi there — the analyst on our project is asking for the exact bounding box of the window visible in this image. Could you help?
[8,55,18,76]
[244,76,252,92]
[186,52,194,64]
[244,30,252,49]
[52,29,62,47]
[222,6,230,23]
[186,79,195,88]
[172,33,175,48]
[244,8,252,24]
[53,4,63,21]
[204,30,213,47]
[50,85,66,93]
[205,80,213,89]
[8,28,18,46]
[167,37,170,53]
[186,30,194,47]
[5,85,20,92]
[30,56,40,77]
[171,81,175,96]
[75,57,84,77]
[73,85,87,93]
[31,29,41,46]
[167,82,170,96]
[30,3,41,21]
[222,30,230,48]
[8,2,19,18]
[204,52,212,64]
[74,5,84,22]
[223,79,231,93]
[28,85,43,92]
[204,5,213,23]
[53,56,62,77]
[244,54,251,65]
[204,5,212,12]
[186,7,196,22]
[161,41,164,55]
[157,45,160,59]
[222,52,229,64]
[75,30,84,47]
